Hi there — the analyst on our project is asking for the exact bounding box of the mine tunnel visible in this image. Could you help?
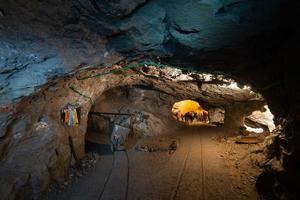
[0,0,300,200]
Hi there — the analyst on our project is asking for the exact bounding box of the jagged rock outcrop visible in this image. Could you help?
[245,105,275,132]
[208,107,225,126]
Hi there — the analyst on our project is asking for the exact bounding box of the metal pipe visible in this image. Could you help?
[89,112,134,116]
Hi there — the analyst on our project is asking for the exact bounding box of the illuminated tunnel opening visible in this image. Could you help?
[172,100,209,125]
[78,65,278,200]
[82,66,276,155]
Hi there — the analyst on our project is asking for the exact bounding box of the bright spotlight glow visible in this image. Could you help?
[219,79,253,92]
[220,81,240,89]
[226,82,240,89]
[199,73,213,81]
[246,105,276,133]
[263,105,276,132]
[172,100,209,125]
[245,125,264,133]
[243,85,251,90]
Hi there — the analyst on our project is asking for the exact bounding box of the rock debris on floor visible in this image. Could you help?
[41,127,264,200]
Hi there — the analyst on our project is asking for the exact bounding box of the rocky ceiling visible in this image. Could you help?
[0,0,298,103]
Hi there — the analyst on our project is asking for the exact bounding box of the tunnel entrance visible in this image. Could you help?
[85,84,181,155]
[86,111,135,154]
[85,112,113,155]
[79,71,277,199]
[83,66,276,154]
[172,100,209,125]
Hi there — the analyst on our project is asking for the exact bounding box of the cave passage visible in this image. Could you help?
[1,61,280,200]
[1,0,299,198]
[172,100,209,125]
[46,68,277,200]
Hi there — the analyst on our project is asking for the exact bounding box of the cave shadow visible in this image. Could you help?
[85,112,114,155]
[85,141,113,155]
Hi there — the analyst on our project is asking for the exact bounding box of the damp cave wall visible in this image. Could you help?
[0,0,300,198]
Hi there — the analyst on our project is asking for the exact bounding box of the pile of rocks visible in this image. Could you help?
[42,153,99,196]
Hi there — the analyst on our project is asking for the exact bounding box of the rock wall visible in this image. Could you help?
[244,44,300,199]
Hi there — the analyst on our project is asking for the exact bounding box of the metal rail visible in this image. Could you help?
[200,135,206,200]
[170,135,193,200]
[125,151,130,200]
[89,112,134,116]
[98,152,116,200]
[98,151,130,200]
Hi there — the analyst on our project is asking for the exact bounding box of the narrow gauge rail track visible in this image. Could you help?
[98,150,130,200]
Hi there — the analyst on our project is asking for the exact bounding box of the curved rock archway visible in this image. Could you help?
[0,64,270,198]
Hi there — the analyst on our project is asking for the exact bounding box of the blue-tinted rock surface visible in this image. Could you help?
[0,0,293,103]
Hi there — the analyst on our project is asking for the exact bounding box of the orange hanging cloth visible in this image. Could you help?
[62,105,80,126]
[73,108,79,124]
[64,108,70,125]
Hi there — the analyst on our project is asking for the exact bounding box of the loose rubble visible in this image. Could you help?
[39,153,99,198]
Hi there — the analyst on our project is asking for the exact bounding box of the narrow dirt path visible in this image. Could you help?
[43,127,260,200]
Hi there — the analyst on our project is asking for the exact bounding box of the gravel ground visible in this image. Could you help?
[40,126,263,200]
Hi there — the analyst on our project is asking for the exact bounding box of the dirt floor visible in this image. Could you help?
[40,126,263,200]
